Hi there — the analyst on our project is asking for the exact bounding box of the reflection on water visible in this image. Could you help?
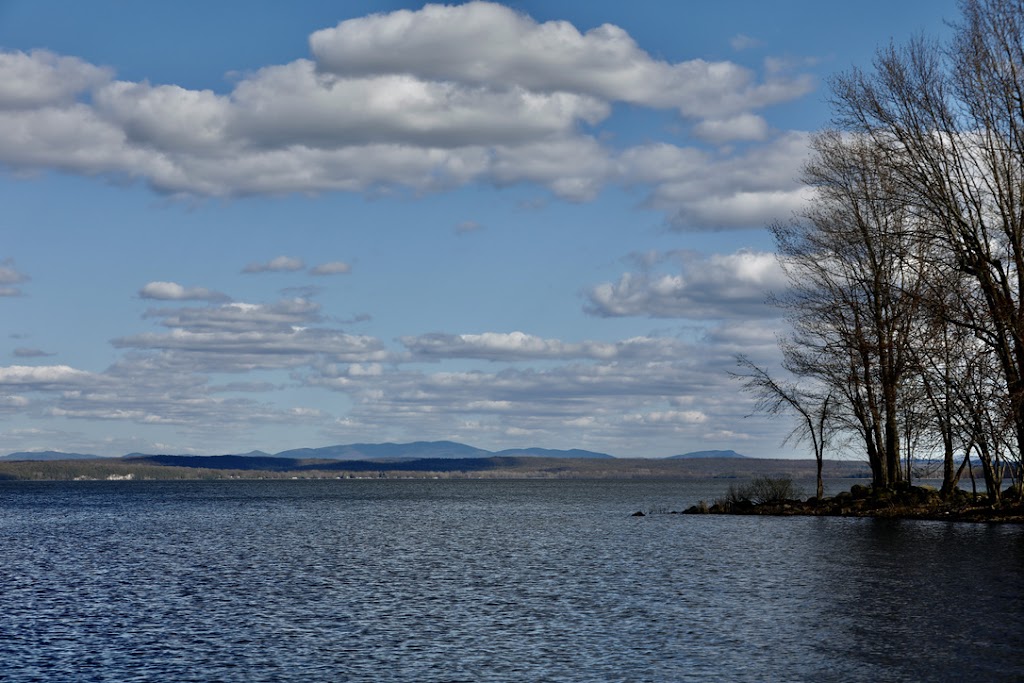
[0,479,1021,682]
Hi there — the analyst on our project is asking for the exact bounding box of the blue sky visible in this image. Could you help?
[0,0,957,458]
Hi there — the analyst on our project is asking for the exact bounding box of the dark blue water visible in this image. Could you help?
[1,479,1021,682]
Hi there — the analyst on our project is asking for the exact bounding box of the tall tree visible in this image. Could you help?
[769,132,927,489]
[831,0,1024,496]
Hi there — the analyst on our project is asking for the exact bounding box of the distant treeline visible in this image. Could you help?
[0,456,873,482]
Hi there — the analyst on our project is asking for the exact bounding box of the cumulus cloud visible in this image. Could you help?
[242,256,305,273]
[693,113,770,144]
[0,3,815,221]
[310,2,811,118]
[585,249,787,319]
[309,261,351,276]
[490,136,614,201]
[139,281,229,301]
[0,49,111,110]
[620,131,812,230]
[229,59,609,149]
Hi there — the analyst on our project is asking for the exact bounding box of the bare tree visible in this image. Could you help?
[734,355,833,500]
[766,131,929,490]
[830,0,1024,497]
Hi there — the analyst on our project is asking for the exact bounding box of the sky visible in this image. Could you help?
[0,0,959,458]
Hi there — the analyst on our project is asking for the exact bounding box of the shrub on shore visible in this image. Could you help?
[714,476,803,510]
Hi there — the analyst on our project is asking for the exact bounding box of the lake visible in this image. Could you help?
[1,478,1021,682]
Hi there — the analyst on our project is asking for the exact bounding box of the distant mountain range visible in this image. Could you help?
[0,450,102,461]
[667,450,748,459]
[0,443,760,462]
[1,441,617,461]
[276,441,616,460]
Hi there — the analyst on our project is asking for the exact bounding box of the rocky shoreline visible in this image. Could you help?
[675,483,1024,523]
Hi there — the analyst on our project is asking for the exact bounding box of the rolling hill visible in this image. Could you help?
[668,450,748,459]
[0,450,101,461]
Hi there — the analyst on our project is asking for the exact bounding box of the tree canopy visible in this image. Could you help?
[742,0,1024,499]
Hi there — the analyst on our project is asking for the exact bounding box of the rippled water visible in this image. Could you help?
[1,479,1022,682]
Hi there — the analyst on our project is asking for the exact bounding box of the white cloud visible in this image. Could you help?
[310,2,811,118]
[302,331,780,456]
[490,137,614,201]
[144,298,323,333]
[242,256,306,273]
[0,394,30,409]
[0,104,154,177]
[230,60,609,149]
[693,113,770,144]
[0,260,29,296]
[620,132,812,230]
[93,80,231,153]
[406,332,563,360]
[112,297,389,373]
[0,278,791,455]
[585,249,787,319]
[676,188,812,229]
[139,281,228,301]
[113,328,388,369]
[309,261,351,276]
[44,355,327,430]
[0,49,111,110]
[624,410,708,425]
[402,331,692,362]
[0,364,97,387]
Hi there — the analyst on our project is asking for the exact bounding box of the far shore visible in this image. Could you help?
[5,455,1019,523]
[0,455,872,482]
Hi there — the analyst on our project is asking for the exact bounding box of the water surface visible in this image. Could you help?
[1,479,1021,682]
